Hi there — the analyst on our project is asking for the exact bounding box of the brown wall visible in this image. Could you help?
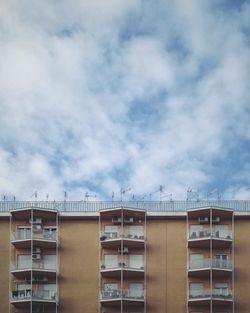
[234,217,250,313]
[146,218,186,313]
[0,219,10,313]
[59,218,99,313]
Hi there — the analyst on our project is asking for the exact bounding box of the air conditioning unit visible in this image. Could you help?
[33,224,42,232]
[112,217,122,224]
[118,246,129,253]
[212,216,220,223]
[33,248,41,254]
[198,216,209,224]
[32,218,42,224]
[32,253,41,260]
[124,217,134,223]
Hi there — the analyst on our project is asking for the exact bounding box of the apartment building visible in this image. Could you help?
[0,200,250,313]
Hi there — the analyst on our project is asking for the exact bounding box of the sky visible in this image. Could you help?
[0,0,250,202]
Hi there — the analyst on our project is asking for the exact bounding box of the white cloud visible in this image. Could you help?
[0,0,249,201]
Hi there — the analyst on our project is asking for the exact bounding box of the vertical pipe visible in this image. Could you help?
[144,209,147,313]
[186,210,189,313]
[56,210,59,313]
[8,211,12,313]
[210,207,213,313]
[121,208,123,313]
[31,209,33,313]
[232,210,235,313]
[98,210,101,313]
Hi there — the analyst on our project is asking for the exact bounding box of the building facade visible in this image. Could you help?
[0,201,250,313]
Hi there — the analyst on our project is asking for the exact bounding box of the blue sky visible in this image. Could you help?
[0,0,250,201]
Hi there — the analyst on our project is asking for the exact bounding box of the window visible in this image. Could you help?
[128,283,143,297]
[214,282,229,296]
[128,254,144,268]
[104,254,118,268]
[43,284,56,300]
[189,254,204,269]
[17,226,31,239]
[43,227,57,240]
[214,254,228,268]
[213,225,230,238]
[17,255,31,269]
[104,225,118,238]
[189,283,203,297]
[43,255,56,269]
[128,225,144,237]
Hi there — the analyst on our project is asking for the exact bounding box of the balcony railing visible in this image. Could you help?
[11,289,57,302]
[188,288,233,300]
[189,229,232,240]
[189,258,232,270]
[100,288,145,301]
[100,232,144,241]
[100,262,144,271]
[11,260,57,271]
[11,231,57,241]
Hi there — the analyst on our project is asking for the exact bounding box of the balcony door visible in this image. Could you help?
[214,282,229,296]
[18,226,31,239]
[128,225,144,237]
[128,283,143,297]
[214,254,228,268]
[104,254,118,268]
[43,254,57,269]
[128,254,144,269]
[17,254,31,269]
[104,225,118,238]
[189,254,204,269]
[189,283,203,297]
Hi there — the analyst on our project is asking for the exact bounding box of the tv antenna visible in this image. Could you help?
[120,187,131,201]
[207,188,220,200]
[31,191,38,201]
[84,192,96,201]
[186,188,199,201]
[111,192,115,201]
[64,191,67,202]
[160,193,173,201]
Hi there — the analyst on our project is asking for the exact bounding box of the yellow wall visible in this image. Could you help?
[146,218,186,313]
[59,218,99,313]
[234,217,250,313]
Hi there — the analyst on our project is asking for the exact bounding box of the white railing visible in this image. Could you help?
[100,288,145,300]
[11,230,57,241]
[189,258,232,270]
[189,229,232,240]
[189,288,232,300]
[11,289,57,302]
[100,262,144,271]
[11,260,57,271]
[100,232,144,241]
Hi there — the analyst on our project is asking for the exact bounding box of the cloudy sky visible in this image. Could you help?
[0,0,250,201]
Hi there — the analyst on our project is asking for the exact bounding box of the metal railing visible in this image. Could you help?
[1,200,250,212]
[189,229,232,240]
[100,232,145,241]
[189,288,232,300]
[11,260,57,271]
[100,288,145,300]
[100,262,144,271]
[11,289,57,302]
[11,230,57,241]
[189,258,232,270]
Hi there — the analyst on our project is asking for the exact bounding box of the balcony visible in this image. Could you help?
[188,228,232,248]
[188,288,233,306]
[10,260,57,279]
[100,262,144,278]
[11,230,57,249]
[11,289,58,306]
[100,288,145,304]
[100,232,145,249]
[188,258,232,277]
